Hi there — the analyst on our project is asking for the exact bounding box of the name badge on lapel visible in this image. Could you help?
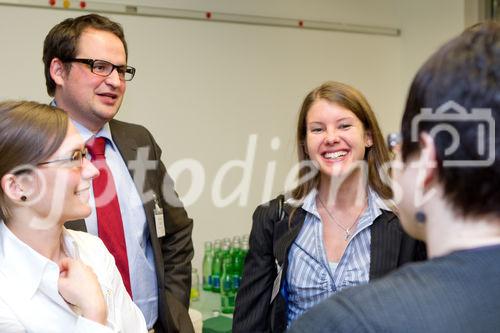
[153,194,166,238]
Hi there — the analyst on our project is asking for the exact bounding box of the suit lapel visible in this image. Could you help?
[273,206,306,265]
[109,120,157,198]
[109,120,138,165]
[369,210,403,279]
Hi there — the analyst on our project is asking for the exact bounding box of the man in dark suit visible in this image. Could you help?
[43,14,194,333]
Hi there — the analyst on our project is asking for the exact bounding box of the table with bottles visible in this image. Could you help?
[190,235,249,326]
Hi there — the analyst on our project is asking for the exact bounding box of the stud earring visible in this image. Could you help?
[20,195,27,202]
[415,211,426,223]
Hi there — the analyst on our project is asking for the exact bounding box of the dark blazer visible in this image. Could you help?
[65,119,194,333]
[233,195,426,333]
[289,245,500,333]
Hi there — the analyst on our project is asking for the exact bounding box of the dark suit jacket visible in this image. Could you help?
[289,245,500,333]
[66,119,194,333]
[233,195,426,333]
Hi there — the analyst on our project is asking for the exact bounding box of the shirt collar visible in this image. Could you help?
[61,228,81,260]
[367,187,393,218]
[301,188,320,219]
[0,222,82,299]
[51,99,116,150]
[71,118,115,150]
[297,187,391,224]
[0,222,49,298]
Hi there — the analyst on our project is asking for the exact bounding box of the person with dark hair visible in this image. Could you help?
[0,101,147,332]
[289,21,500,333]
[43,14,194,332]
[233,81,425,332]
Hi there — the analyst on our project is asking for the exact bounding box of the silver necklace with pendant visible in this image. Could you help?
[317,196,365,241]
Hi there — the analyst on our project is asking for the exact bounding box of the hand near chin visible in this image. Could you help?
[58,258,107,325]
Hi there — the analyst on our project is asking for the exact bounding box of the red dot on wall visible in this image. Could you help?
[80,1,86,8]
[298,20,304,27]
[206,12,212,19]
[49,0,56,6]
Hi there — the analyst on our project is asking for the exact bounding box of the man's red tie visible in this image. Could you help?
[86,136,133,298]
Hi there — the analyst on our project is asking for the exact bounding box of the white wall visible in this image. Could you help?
[399,0,466,120]
[0,0,468,271]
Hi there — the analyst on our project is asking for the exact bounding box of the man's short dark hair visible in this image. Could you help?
[42,14,128,96]
[400,21,500,218]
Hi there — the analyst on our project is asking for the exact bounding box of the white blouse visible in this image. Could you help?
[0,222,147,333]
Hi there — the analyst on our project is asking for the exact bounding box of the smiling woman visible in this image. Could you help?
[233,81,426,332]
[289,21,500,333]
[0,101,147,333]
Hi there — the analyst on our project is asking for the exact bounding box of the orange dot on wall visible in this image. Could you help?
[63,0,70,8]
[80,1,86,8]
[48,0,56,6]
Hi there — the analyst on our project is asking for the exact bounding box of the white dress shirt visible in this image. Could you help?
[0,222,147,333]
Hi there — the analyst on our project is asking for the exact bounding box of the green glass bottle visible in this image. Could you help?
[232,241,243,292]
[220,256,235,313]
[211,241,222,293]
[202,241,213,291]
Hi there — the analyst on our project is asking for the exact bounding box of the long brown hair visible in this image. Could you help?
[291,81,392,205]
[0,101,68,221]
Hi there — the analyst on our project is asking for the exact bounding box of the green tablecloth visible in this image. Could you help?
[190,289,233,333]
[202,316,232,333]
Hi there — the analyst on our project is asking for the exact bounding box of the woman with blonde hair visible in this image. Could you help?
[0,101,147,332]
[233,81,425,332]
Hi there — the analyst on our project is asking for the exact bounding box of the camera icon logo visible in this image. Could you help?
[411,101,495,167]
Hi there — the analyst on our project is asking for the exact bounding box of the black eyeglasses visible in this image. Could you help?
[38,148,88,168]
[65,58,136,81]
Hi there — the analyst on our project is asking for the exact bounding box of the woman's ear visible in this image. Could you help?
[1,174,24,202]
[418,132,439,189]
[302,141,309,157]
[365,130,373,148]
[1,171,37,203]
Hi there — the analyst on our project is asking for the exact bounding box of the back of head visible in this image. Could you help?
[42,13,127,96]
[0,101,68,220]
[400,21,500,218]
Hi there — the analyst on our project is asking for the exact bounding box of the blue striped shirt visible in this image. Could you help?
[286,187,388,325]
